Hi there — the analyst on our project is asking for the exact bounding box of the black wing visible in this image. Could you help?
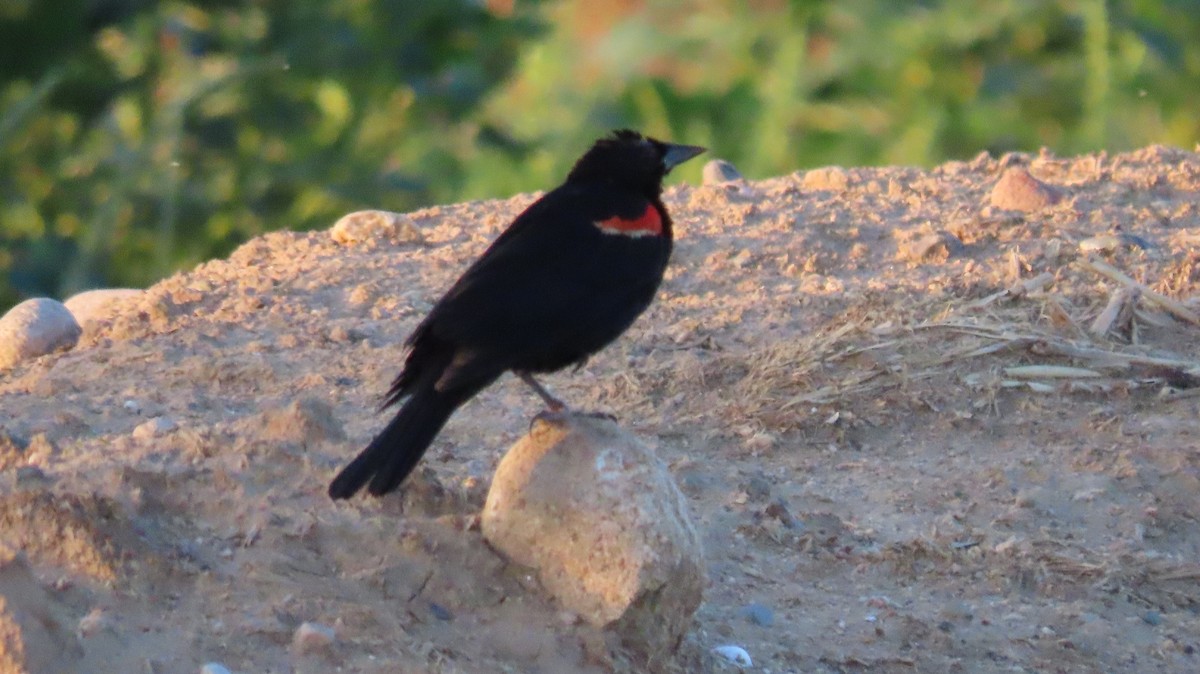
[414,182,670,376]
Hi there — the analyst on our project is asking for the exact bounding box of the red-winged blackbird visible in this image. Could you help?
[329,130,705,499]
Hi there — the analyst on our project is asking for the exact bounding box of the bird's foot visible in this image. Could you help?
[529,408,617,431]
[531,408,565,430]
[516,372,619,428]
[516,371,568,412]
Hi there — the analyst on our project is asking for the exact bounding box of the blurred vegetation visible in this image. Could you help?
[2,0,1198,309]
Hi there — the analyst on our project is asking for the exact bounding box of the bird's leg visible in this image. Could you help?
[515,371,567,412]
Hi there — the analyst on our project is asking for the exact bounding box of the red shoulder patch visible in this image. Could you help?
[594,203,662,238]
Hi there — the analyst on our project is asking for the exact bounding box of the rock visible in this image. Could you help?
[989,167,1062,212]
[22,434,56,469]
[132,417,178,441]
[801,166,850,191]
[76,607,111,638]
[63,288,142,333]
[702,160,744,185]
[14,466,51,488]
[0,548,82,673]
[330,210,423,246]
[741,602,774,627]
[291,621,335,656]
[710,644,753,669]
[902,231,965,262]
[482,413,704,661]
[428,602,453,621]
[0,298,81,370]
[1079,232,1156,255]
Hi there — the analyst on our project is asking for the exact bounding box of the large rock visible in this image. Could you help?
[482,413,704,663]
[0,299,81,371]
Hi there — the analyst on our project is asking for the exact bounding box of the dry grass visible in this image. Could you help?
[610,253,1200,434]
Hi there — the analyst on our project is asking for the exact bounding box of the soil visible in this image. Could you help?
[2,145,1200,673]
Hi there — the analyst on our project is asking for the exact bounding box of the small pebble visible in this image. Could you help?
[741,602,774,627]
[200,664,232,674]
[744,475,772,502]
[292,621,336,655]
[1079,234,1122,253]
[327,325,365,343]
[76,607,110,638]
[1142,610,1162,626]
[24,433,56,465]
[904,231,965,262]
[711,644,753,668]
[1079,232,1157,256]
[764,499,798,529]
[702,159,744,185]
[801,166,850,191]
[429,602,454,621]
[330,210,423,246]
[0,298,82,370]
[133,417,178,440]
[15,465,51,487]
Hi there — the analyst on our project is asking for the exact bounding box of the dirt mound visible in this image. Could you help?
[3,145,1200,672]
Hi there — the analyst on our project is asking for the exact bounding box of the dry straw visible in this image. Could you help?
[608,254,1200,430]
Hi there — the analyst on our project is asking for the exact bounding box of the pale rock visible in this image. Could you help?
[0,298,81,370]
[76,607,111,638]
[702,159,744,185]
[711,644,753,669]
[801,166,850,191]
[902,231,965,262]
[291,621,336,656]
[482,413,704,661]
[63,288,142,333]
[989,167,1062,212]
[330,210,423,246]
[132,417,178,440]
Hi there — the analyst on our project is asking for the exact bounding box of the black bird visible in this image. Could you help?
[328,130,705,499]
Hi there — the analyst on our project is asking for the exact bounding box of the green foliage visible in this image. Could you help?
[482,0,1200,188]
[2,0,1199,309]
[0,0,543,306]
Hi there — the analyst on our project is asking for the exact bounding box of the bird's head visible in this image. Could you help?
[567,129,705,195]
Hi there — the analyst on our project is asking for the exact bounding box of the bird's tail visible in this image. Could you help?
[328,387,462,499]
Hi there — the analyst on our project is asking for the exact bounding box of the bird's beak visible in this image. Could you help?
[661,143,706,172]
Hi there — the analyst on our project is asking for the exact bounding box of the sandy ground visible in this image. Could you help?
[2,145,1200,673]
